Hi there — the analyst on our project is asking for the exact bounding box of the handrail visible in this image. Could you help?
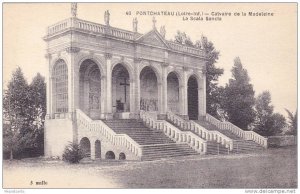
[205,114,268,148]
[166,111,233,150]
[140,111,207,154]
[45,18,205,56]
[76,109,142,157]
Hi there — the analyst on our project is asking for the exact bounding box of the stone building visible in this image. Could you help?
[44,4,267,161]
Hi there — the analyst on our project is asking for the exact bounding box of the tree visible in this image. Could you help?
[173,32,224,118]
[285,109,297,135]
[222,57,256,129]
[270,113,286,135]
[25,73,46,154]
[3,67,29,159]
[3,68,46,159]
[253,91,274,133]
[253,91,286,136]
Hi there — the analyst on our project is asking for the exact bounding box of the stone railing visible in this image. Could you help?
[76,109,142,157]
[167,41,205,57]
[46,18,204,56]
[46,18,135,41]
[205,114,268,148]
[140,111,207,154]
[167,111,233,150]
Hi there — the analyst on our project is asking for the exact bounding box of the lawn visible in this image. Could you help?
[3,146,297,188]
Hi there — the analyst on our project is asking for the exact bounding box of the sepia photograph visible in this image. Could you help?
[2,2,297,191]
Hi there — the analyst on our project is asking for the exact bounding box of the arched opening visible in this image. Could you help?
[95,140,101,159]
[52,59,68,113]
[105,151,115,159]
[112,64,130,113]
[119,152,126,160]
[79,137,91,158]
[79,59,101,119]
[167,72,180,114]
[188,76,198,120]
[140,66,158,111]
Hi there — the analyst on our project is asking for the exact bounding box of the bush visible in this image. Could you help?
[62,142,85,163]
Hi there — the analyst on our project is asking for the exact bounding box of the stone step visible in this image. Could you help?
[103,119,175,146]
[141,143,198,160]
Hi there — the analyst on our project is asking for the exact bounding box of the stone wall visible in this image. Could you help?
[267,135,297,147]
[44,118,74,158]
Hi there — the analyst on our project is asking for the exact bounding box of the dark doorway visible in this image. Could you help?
[188,76,198,120]
[79,137,91,158]
[119,152,126,160]
[140,66,158,111]
[105,151,115,159]
[112,64,130,113]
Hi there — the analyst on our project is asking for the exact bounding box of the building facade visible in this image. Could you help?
[44,7,209,159]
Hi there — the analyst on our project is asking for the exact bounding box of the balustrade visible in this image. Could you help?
[76,109,142,157]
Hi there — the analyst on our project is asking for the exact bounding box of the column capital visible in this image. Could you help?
[105,52,112,59]
[66,46,80,53]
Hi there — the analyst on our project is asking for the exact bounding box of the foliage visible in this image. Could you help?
[253,91,286,136]
[3,67,29,159]
[62,142,85,163]
[285,109,297,136]
[3,67,46,159]
[173,32,224,118]
[221,57,256,129]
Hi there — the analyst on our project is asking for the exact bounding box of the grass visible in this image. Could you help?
[3,146,297,188]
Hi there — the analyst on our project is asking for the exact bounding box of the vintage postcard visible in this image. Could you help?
[2,2,297,191]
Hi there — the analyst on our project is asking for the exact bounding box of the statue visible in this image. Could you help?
[71,3,77,18]
[160,25,166,38]
[133,17,138,32]
[104,10,110,26]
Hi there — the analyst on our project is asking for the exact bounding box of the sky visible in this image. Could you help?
[3,3,297,117]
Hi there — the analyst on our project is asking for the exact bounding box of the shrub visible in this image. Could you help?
[62,142,84,163]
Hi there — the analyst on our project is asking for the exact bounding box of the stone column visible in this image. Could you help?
[181,67,189,119]
[100,76,106,119]
[45,54,52,117]
[198,70,206,119]
[161,63,168,114]
[66,47,80,119]
[105,53,113,119]
[134,59,141,113]
[129,78,136,117]
[157,81,163,114]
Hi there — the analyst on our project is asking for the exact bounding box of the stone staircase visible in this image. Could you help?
[103,119,198,160]
[141,144,197,161]
[194,120,265,154]
[206,141,229,155]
